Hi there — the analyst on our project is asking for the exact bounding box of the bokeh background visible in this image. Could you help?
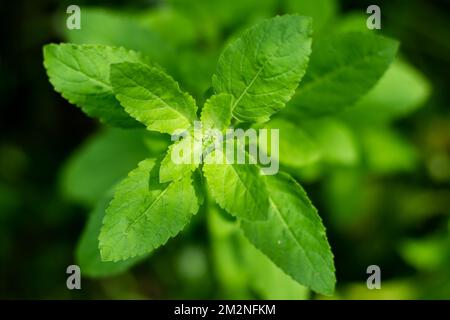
[1,0,449,299]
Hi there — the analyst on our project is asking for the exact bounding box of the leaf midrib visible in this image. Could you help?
[125,183,172,232]
[53,53,112,90]
[268,196,329,290]
[118,69,193,125]
[231,66,264,111]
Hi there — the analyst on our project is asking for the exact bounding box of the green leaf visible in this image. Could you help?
[43,43,150,127]
[201,94,234,131]
[213,15,312,122]
[99,158,199,261]
[241,172,335,295]
[76,193,148,277]
[284,32,399,117]
[159,134,201,183]
[208,204,308,299]
[110,62,197,134]
[60,128,164,206]
[284,0,338,33]
[203,148,269,221]
[243,236,310,299]
[341,58,431,123]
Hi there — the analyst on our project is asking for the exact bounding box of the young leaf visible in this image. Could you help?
[43,44,149,127]
[201,94,234,131]
[240,172,336,295]
[76,193,148,277]
[203,149,269,221]
[159,134,201,183]
[99,159,199,261]
[212,15,312,122]
[110,62,198,134]
[284,32,399,117]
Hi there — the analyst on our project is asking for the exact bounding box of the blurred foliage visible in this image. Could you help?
[1,0,449,299]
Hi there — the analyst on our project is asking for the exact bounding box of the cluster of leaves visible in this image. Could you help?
[45,0,433,299]
[45,14,337,295]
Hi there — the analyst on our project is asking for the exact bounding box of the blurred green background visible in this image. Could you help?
[1,0,449,299]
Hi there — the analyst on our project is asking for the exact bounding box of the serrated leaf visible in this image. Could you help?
[208,204,308,299]
[203,148,269,221]
[43,43,150,127]
[76,193,148,277]
[99,158,199,261]
[110,62,197,134]
[243,236,309,299]
[213,15,312,122]
[240,172,335,295]
[201,94,234,131]
[284,32,399,117]
[159,134,201,183]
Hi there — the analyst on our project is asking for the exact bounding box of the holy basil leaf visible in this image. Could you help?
[201,93,234,131]
[242,236,310,299]
[212,14,312,123]
[159,134,201,183]
[76,193,148,277]
[240,172,336,295]
[284,32,399,117]
[209,204,309,299]
[203,148,269,221]
[43,44,150,127]
[99,158,199,261]
[110,62,198,134]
